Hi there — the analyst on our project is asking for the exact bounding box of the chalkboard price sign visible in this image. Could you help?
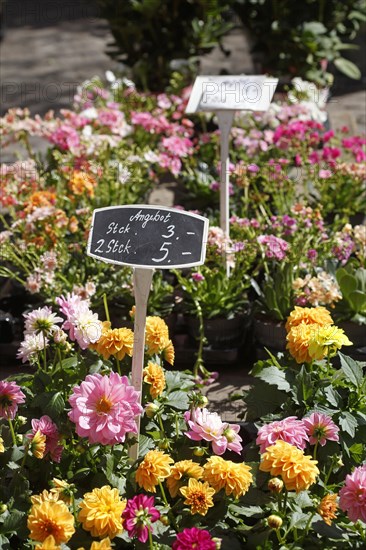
[87,205,209,269]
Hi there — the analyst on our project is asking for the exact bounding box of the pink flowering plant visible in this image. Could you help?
[0,297,252,549]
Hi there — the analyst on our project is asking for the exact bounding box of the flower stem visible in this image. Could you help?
[281,489,288,513]
[158,480,178,530]
[116,358,122,376]
[103,293,110,323]
[158,480,169,508]
[8,418,17,447]
[148,528,154,550]
[193,298,205,378]
[313,441,319,461]
[157,414,166,440]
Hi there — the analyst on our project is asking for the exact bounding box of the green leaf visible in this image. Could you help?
[339,412,358,437]
[61,356,79,370]
[337,273,357,297]
[349,443,364,462]
[166,390,189,410]
[138,435,155,458]
[289,511,311,530]
[348,290,366,312]
[44,392,65,418]
[339,352,363,387]
[229,504,263,517]
[303,21,327,34]
[250,366,290,392]
[324,386,343,408]
[293,491,313,508]
[0,510,25,535]
[334,57,361,79]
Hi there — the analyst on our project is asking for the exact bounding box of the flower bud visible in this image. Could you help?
[268,478,284,494]
[16,434,23,445]
[0,504,7,514]
[17,416,27,426]
[160,515,170,526]
[145,403,159,419]
[267,515,283,529]
[75,443,86,454]
[193,446,205,457]
[213,537,222,549]
[158,439,170,451]
[223,428,237,443]
[197,395,208,407]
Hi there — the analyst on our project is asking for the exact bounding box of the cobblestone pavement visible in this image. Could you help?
[0,2,365,420]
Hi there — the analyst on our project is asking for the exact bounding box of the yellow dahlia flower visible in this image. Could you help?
[35,535,61,549]
[28,500,75,545]
[78,485,126,539]
[91,321,134,360]
[163,340,175,365]
[135,450,174,492]
[30,490,60,506]
[90,538,112,549]
[143,362,166,398]
[203,456,253,499]
[50,478,73,505]
[145,316,170,355]
[318,493,338,526]
[30,430,46,459]
[260,440,319,492]
[180,478,215,515]
[285,306,333,332]
[166,460,204,498]
[286,322,320,363]
[308,325,352,360]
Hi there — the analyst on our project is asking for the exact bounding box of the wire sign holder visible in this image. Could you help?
[186,75,278,275]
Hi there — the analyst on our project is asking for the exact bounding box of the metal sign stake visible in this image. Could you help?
[217,110,235,276]
[129,267,154,461]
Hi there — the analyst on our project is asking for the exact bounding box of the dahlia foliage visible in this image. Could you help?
[0,299,365,549]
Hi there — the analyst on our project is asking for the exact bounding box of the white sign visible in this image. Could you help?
[186,75,278,113]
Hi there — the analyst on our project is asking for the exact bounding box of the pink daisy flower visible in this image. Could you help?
[256,416,308,453]
[172,527,217,550]
[122,494,160,543]
[339,465,366,524]
[68,372,143,445]
[27,415,63,462]
[0,380,25,420]
[302,412,340,446]
[184,408,242,455]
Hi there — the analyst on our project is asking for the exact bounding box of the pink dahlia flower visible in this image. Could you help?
[24,306,63,336]
[17,333,48,364]
[0,380,25,420]
[339,465,366,524]
[256,416,308,453]
[27,415,63,462]
[56,293,102,349]
[172,527,217,550]
[184,408,242,455]
[122,494,160,543]
[68,372,143,445]
[302,412,340,446]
